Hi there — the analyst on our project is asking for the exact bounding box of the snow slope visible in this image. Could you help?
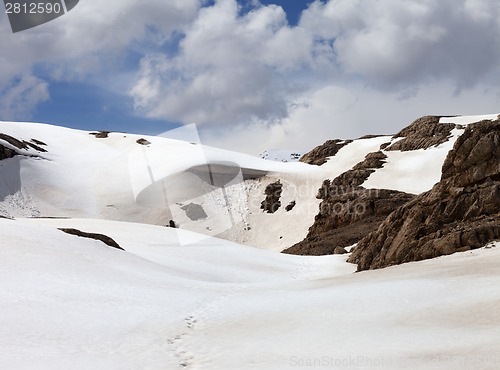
[0,114,497,252]
[0,121,321,250]
[1,115,500,369]
[361,129,461,194]
[1,217,499,369]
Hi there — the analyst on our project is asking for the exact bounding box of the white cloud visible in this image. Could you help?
[0,0,203,116]
[301,0,500,88]
[131,0,500,134]
[201,81,500,155]
[2,0,500,152]
[130,0,313,126]
[0,74,49,120]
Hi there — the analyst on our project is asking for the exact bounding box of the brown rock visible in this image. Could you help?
[333,246,348,255]
[261,181,283,213]
[284,151,414,255]
[0,144,18,160]
[136,138,151,146]
[385,115,456,151]
[300,139,353,166]
[59,228,124,250]
[285,201,296,212]
[89,131,111,138]
[349,120,500,271]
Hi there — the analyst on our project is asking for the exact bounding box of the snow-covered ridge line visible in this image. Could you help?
[439,113,499,125]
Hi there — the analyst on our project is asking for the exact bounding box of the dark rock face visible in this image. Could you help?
[0,133,28,150]
[31,138,47,146]
[441,120,500,186]
[349,120,500,271]
[299,139,353,166]
[25,141,47,153]
[59,228,124,250]
[284,187,415,255]
[261,181,283,213]
[90,131,110,138]
[333,246,347,255]
[0,144,18,160]
[285,201,296,212]
[0,134,47,155]
[332,151,388,188]
[385,115,457,151]
[136,138,151,146]
[284,151,415,255]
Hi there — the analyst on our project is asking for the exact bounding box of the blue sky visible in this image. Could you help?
[257,0,311,26]
[1,0,500,154]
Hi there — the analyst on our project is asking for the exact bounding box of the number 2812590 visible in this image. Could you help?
[5,2,63,14]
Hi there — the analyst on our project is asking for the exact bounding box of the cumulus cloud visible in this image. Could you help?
[2,0,500,153]
[201,81,500,154]
[130,0,313,126]
[0,0,202,116]
[130,0,500,134]
[301,0,500,88]
[0,74,49,120]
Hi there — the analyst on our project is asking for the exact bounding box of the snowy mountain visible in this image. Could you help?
[1,113,499,369]
[4,114,495,252]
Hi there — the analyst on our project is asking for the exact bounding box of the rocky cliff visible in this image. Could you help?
[284,151,415,255]
[349,119,500,270]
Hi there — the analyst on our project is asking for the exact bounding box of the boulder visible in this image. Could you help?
[261,181,283,213]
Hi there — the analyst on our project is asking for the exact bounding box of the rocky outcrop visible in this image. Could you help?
[349,120,500,271]
[299,139,353,166]
[0,144,18,160]
[385,115,457,151]
[0,133,48,160]
[136,138,151,146]
[0,134,47,155]
[90,131,110,138]
[0,133,28,150]
[59,228,124,250]
[284,187,415,255]
[331,151,388,188]
[284,151,415,255]
[261,181,283,213]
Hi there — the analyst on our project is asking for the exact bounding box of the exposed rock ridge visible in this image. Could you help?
[349,119,500,271]
[299,139,353,166]
[59,228,124,250]
[261,181,283,213]
[283,151,415,255]
[90,131,111,138]
[0,144,19,160]
[0,133,47,156]
[385,115,457,151]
